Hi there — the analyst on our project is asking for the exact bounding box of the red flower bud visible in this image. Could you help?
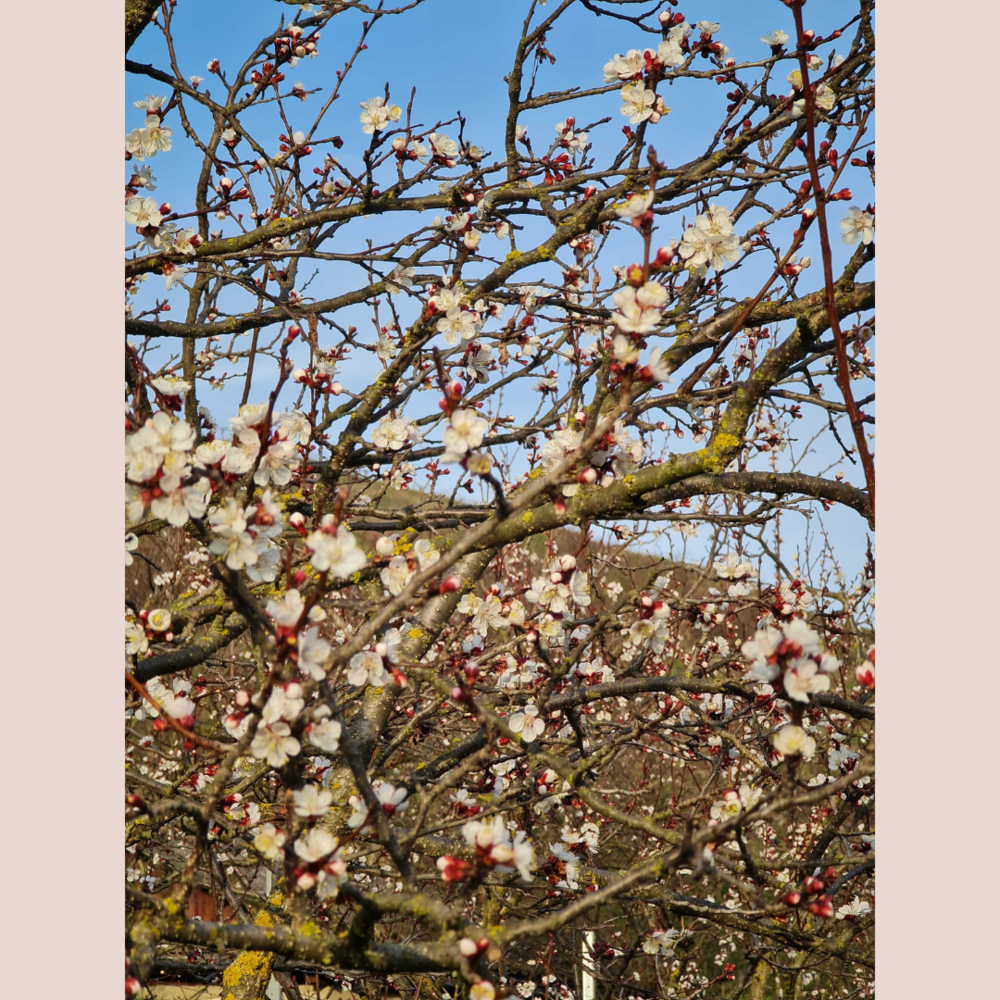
[653,245,676,268]
[855,662,875,689]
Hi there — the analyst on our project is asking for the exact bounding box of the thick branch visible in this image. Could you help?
[126,0,161,53]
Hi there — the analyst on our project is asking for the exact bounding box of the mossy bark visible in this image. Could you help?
[125,0,161,52]
[221,905,279,1000]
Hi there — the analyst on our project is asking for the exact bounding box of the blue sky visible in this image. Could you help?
[127,0,874,583]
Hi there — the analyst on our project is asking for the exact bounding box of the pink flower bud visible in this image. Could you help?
[855,661,875,689]
[653,245,676,268]
[329,381,344,395]
[440,576,460,593]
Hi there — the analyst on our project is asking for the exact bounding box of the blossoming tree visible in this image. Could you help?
[125,2,875,998]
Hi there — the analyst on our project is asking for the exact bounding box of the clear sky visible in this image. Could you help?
[127,0,875,584]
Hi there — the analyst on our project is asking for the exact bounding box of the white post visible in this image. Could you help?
[582,930,596,1000]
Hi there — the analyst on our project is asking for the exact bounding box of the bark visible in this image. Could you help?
[126,0,161,53]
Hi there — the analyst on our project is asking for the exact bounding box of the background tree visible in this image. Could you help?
[125,2,875,998]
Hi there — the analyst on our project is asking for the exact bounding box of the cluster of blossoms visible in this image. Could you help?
[272,22,319,67]
[437,816,535,883]
[678,203,742,275]
[255,798,348,899]
[123,96,206,259]
[204,403,309,486]
[142,676,196,725]
[536,414,646,502]
[359,96,402,134]
[125,609,168,656]
[785,64,839,119]
[709,783,763,824]
[525,554,590,615]
[554,117,587,154]
[208,491,284,581]
[125,405,318,558]
[712,552,758,598]
[125,95,173,160]
[250,682,305,767]
[625,591,673,654]
[458,585,526,636]
[347,780,409,834]
[263,589,341,695]
[742,618,839,702]
[427,283,490,345]
[376,535,441,597]
[605,17,736,125]
[125,411,210,528]
[542,822,601,889]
